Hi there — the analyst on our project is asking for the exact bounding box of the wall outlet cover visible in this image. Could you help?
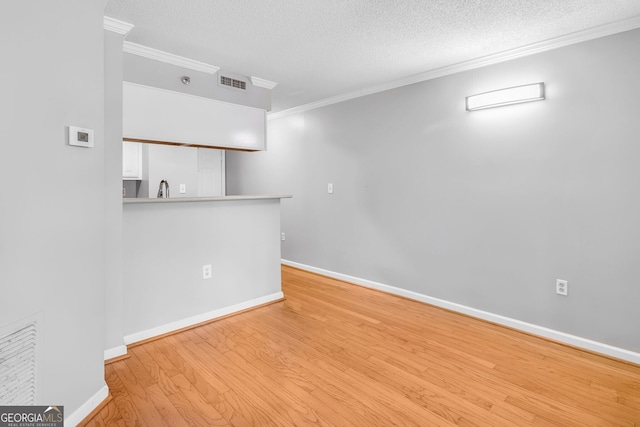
[203,264,212,280]
[556,279,568,296]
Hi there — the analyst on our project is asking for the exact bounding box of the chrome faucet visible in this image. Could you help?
[157,180,170,198]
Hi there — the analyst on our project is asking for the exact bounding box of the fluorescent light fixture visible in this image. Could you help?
[466,82,545,111]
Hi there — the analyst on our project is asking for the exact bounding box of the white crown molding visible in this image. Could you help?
[123,41,221,75]
[269,15,640,120]
[282,259,640,365]
[250,76,278,90]
[103,16,134,35]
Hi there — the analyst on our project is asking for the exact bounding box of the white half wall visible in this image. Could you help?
[122,199,283,338]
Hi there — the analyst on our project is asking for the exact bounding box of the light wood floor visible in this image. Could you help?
[83,265,640,426]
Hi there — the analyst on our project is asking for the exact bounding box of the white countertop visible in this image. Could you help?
[123,194,292,204]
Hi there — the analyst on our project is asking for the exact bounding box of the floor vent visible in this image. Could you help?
[0,322,37,405]
[220,75,247,90]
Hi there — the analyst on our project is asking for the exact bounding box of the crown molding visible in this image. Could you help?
[123,41,220,75]
[103,16,134,35]
[250,76,278,90]
[269,15,640,120]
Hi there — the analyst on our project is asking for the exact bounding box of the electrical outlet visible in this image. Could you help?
[179,184,186,194]
[203,264,212,280]
[281,232,286,241]
[328,183,334,194]
[556,279,568,296]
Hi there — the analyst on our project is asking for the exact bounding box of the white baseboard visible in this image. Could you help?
[65,383,109,427]
[123,292,284,346]
[104,344,127,361]
[282,259,640,365]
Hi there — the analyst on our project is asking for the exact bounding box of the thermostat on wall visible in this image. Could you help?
[68,125,94,148]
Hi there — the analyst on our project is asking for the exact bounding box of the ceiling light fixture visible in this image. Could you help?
[466,82,545,111]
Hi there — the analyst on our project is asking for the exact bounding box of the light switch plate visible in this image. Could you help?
[68,125,94,148]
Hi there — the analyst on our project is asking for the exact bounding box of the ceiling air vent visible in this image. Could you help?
[220,75,246,90]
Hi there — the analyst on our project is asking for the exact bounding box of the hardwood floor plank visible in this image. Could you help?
[142,340,182,379]
[505,393,625,427]
[163,336,230,398]
[157,336,260,426]
[122,349,156,389]
[188,339,334,426]
[220,388,281,426]
[86,265,640,426]
[97,399,123,426]
[129,344,179,397]
[143,384,190,427]
[190,324,233,353]
[170,334,302,425]
[163,382,224,427]
[168,373,229,426]
[492,360,640,423]
[111,359,168,427]
[244,316,457,425]
[105,364,148,426]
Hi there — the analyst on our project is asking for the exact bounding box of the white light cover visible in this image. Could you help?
[466,83,545,111]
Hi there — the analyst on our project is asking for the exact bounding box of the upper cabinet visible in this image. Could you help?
[123,82,266,151]
[122,141,142,179]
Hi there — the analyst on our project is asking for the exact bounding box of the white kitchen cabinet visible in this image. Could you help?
[122,141,142,179]
[123,82,266,151]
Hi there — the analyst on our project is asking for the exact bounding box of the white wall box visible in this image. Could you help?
[122,141,142,179]
[68,125,95,148]
[123,82,266,151]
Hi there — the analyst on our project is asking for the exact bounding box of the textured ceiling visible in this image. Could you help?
[105,0,640,112]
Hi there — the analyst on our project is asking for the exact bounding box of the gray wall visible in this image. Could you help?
[227,29,640,353]
[123,54,271,110]
[0,0,106,414]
